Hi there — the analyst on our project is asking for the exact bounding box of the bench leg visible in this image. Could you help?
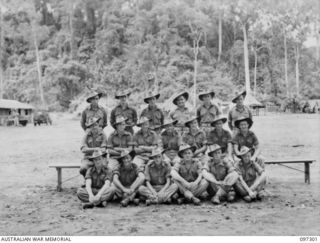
[56,168,62,191]
[304,162,310,184]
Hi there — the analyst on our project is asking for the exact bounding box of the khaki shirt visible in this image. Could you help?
[170,107,192,127]
[110,104,138,127]
[161,129,182,151]
[228,105,252,130]
[235,160,264,186]
[145,160,171,186]
[81,105,108,131]
[232,130,259,151]
[197,103,221,125]
[133,129,159,156]
[113,163,143,187]
[85,166,112,189]
[107,130,133,148]
[203,158,235,181]
[207,128,232,153]
[173,159,202,182]
[140,106,164,128]
[182,129,207,149]
[81,128,107,158]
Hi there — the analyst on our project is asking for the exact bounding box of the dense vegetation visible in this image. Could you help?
[0,0,319,110]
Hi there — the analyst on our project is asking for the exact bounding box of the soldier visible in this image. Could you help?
[140,90,164,130]
[112,150,145,207]
[81,91,108,131]
[228,90,252,132]
[202,144,239,204]
[77,150,116,209]
[197,90,221,136]
[232,116,264,166]
[107,116,134,171]
[161,118,181,166]
[132,116,159,169]
[171,144,209,205]
[234,146,267,202]
[182,116,208,165]
[80,117,108,177]
[170,91,192,135]
[207,116,233,162]
[110,89,138,134]
[138,148,178,205]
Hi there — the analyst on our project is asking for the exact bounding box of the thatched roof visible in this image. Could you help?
[0,99,34,110]
[244,93,264,108]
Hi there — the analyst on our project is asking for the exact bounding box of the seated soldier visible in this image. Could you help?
[170,91,192,135]
[80,117,107,177]
[182,116,208,165]
[107,116,134,170]
[171,144,209,205]
[77,150,116,209]
[161,118,181,165]
[207,116,233,162]
[234,146,267,202]
[112,150,145,207]
[141,90,164,130]
[202,144,239,204]
[132,116,159,169]
[232,116,264,166]
[138,148,178,205]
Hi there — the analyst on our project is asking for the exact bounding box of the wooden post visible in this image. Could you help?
[0,9,3,99]
[56,168,62,191]
[304,162,310,184]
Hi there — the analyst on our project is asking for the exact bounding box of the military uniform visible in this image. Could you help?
[138,160,178,203]
[140,106,164,129]
[170,107,191,135]
[207,128,232,154]
[197,103,221,135]
[182,128,208,164]
[110,105,137,134]
[81,105,108,131]
[228,105,252,131]
[161,129,181,165]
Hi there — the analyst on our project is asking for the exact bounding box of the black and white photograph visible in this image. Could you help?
[0,0,319,237]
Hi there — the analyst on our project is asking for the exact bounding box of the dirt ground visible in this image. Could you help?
[0,113,319,236]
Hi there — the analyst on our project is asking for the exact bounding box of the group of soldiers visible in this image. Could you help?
[77,88,267,209]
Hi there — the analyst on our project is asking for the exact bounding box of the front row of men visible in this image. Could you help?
[77,141,267,209]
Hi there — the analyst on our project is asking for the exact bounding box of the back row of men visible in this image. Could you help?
[78,89,266,208]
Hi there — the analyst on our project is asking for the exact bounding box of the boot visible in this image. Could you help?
[191,196,201,206]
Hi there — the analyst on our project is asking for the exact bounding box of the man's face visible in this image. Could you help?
[236,95,244,106]
[94,156,103,168]
[166,124,174,132]
[119,96,127,105]
[122,154,132,166]
[239,121,249,132]
[202,94,211,103]
[176,96,186,107]
[147,97,156,106]
[182,149,193,160]
[241,152,251,164]
[212,149,222,161]
[141,121,149,131]
[189,119,198,130]
[214,120,223,129]
[154,154,162,164]
[116,121,126,132]
[90,95,100,106]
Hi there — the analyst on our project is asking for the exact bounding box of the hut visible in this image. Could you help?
[0,99,34,126]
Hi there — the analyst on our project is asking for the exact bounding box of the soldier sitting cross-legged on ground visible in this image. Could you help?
[138,148,179,205]
[77,150,116,209]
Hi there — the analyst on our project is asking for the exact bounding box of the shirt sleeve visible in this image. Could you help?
[102,108,108,128]
[84,167,93,180]
[101,132,108,148]
[134,163,144,176]
[80,133,89,151]
[132,108,138,125]
[104,170,113,182]
[252,132,259,146]
[202,161,210,171]
[173,162,180,172]
[253,161,264,175]
[196,160,203,175]
[151,131,159,146]
[144,163,151,181]
[200,131,207,145]
[224,160,235,173]
[112,167,120,177]
[234,162,242,176]
[110,108,116,127]
[80,110,86,131]
[231,133,239,145]
[226,130,232,143]
[216,105,222,115]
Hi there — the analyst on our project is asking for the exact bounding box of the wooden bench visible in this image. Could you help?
[49,159,315,191]
[265,159,314,184]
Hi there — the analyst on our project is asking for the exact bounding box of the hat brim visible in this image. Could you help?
[232,91,247,103]
[211,117,227,126]
[144,93,160,103]
[185,117,199,127]
[198,91,215,101]
[178,145,196,158]
[86,93,103,103]
[115,92,131,99]
[85,117,102,128]
[117,150,136,162]
[137,119,150,127]
[89,151,107,160]
[234,117,253,129]
[208,148,222,157]
[173,92,189,105]
[149,150,165,158]
[162,120,178,128]
[236,148,253,158]
[112,118,128,128]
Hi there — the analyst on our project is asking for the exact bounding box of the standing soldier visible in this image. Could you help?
[197,90,221,136]
[140,90,164,130]
[207,116,233,162]
[161,118,181,165]
[132,117,159,169]
[202,144,239,204]
[77,150,116,209]
[112,150,145,207]
[81,91,108,131]
[234,146,267,202]
[107,116,134,171]
[171,144,209,205]
[182,116,208,165]
[138,148,178,205]
[110,89,137,134]
[228,90,252,132]
[80,117,108,177]
[170,91,192,135]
